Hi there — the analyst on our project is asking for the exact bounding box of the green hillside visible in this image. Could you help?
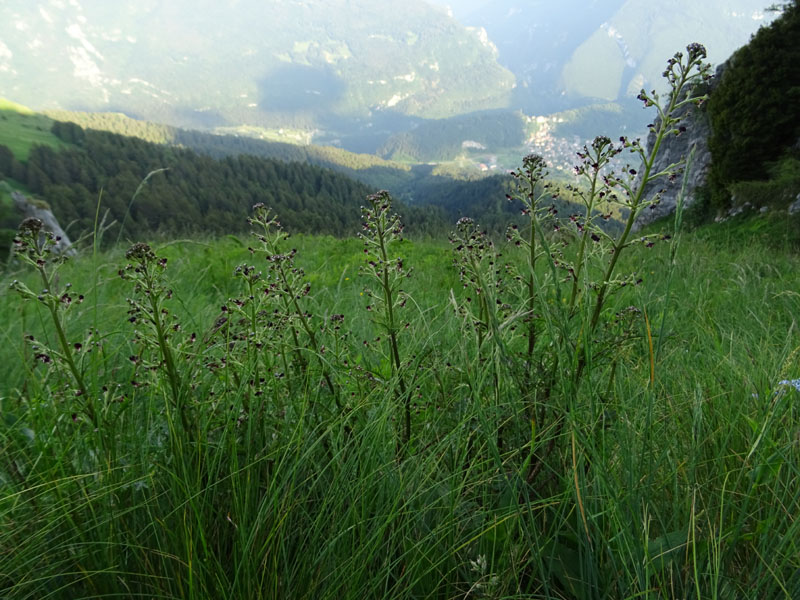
[0,103,70,161]
[0,98,34,114]
[0,123,394,241]
[39,109,416,189]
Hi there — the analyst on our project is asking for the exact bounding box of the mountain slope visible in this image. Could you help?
[437,0,774,114]
[0,0,514,134]
[40,108,416,189]
[0,119,391,240]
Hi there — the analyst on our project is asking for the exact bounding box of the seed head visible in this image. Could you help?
[125,242,155,262]
[19,217,43,235]
[522,154,547,173]
[686,42,707,62]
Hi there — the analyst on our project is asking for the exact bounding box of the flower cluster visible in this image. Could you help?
[120,242,188,433]
[10,217,93,423]
[359,191,411,330]
[450,217,512,345]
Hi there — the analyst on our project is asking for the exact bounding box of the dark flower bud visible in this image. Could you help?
[19,217,43,235]
[125,242,155,262]
[686,42,707,61]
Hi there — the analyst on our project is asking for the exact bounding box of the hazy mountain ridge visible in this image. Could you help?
[430,0,774,114]
[1,0,513,133]
[1,0,774,168]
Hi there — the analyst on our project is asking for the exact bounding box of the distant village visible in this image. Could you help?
[464,113,632,180]
[523,115,594,175]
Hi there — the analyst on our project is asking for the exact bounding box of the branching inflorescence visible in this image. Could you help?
[10,218,94,425]
[359,191,413,447]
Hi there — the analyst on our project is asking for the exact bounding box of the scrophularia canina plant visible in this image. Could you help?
[10,217,95,425]
[358,190,413,448]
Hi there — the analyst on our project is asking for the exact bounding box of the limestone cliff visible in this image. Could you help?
[633,64,723,229]
[11,190,77,256]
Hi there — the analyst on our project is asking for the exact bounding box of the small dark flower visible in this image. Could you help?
[125,242,155,262]
[686,42,707,61]
[19,217,43,235]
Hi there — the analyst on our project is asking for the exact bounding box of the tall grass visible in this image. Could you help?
[2,46,800,598]
[1,225,799,598]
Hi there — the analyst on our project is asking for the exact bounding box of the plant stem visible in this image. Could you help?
[377,226,409,445]
[588,68,694,335]
[37,265,94,425]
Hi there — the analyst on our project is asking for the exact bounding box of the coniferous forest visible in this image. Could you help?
[1,125,398,240]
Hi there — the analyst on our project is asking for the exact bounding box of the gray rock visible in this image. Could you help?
[12,191,77,256]
[728,201,753,218]
[634,63,725,229]
[789,194,800,216]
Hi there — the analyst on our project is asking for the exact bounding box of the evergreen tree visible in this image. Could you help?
[707,0,800,206]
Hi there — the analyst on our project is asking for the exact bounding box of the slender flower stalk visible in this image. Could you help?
[10,218,95,425]
[121,242,189,435]
[508,154,551,361]
[249,204,340,409]
[359,191,411,447]
[567,136,621,314]
[588,44,711,334]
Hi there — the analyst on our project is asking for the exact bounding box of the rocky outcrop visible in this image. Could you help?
[12,190,77,256]
[634,64,724,229]
[789,193,800,216]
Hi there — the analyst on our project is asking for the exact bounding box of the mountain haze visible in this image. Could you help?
[1,0,513,134]
[430,0,775,114]
[0,0,782,180]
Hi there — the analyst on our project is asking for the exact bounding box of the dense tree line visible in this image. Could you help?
[707,0,800,207]
[40,110,415,191]
[0,117,618,246]
[0,127,394,242]
[175,129,414,190]
[46,112,172,145]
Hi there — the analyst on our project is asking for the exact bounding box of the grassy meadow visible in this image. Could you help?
[1,206,799,598]
[2,48,800,599]
[0,101,69,162]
